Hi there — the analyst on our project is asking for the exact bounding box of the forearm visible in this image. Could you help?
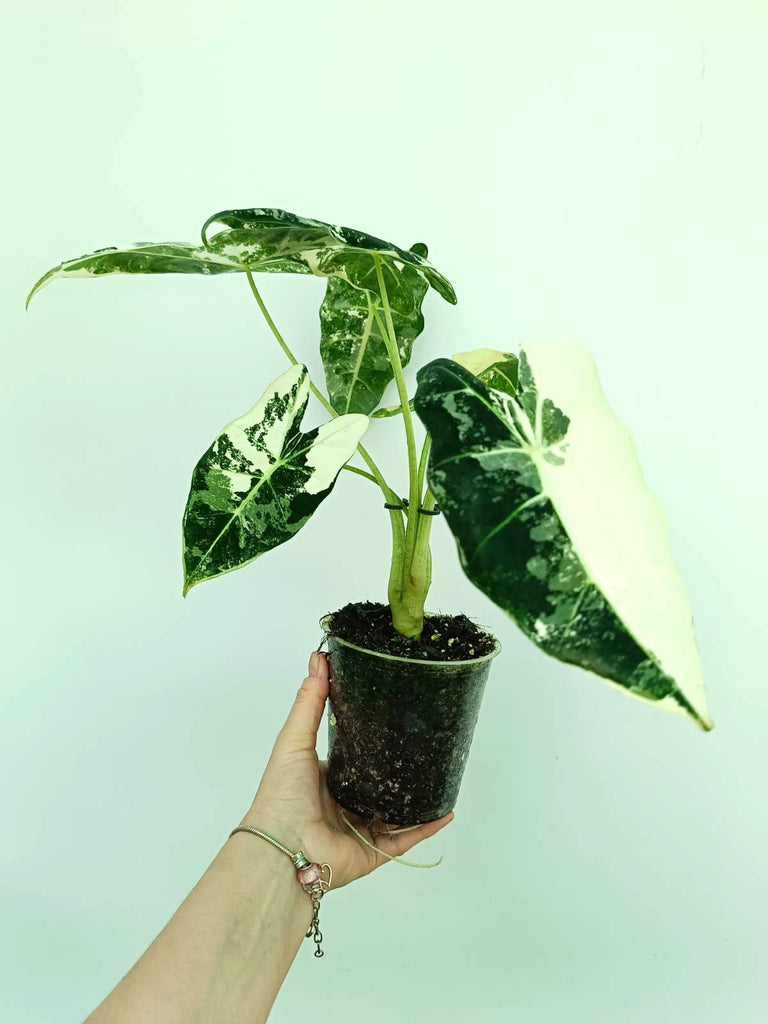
[86,832,313,1024]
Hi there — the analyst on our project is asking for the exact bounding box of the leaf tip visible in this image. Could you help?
[201,209,227,248]
[698,712,715,733]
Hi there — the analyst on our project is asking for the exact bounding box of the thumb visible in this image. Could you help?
[278,651,329,750]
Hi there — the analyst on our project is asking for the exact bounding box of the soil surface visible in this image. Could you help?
[324,601,497,661]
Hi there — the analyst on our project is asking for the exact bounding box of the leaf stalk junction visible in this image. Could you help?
[244,262,433,639]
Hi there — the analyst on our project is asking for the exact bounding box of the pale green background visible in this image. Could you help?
[2,2,767,1021]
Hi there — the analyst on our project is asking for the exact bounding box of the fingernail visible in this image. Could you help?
[309,651,321,675]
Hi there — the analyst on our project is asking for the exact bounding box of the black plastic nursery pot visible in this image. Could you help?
[322,614,501,826]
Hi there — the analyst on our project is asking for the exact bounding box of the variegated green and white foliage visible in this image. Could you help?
[27,208,455,421]
[414,343,712,730]
[201,212,455,415]
[200,210,456,311]
[319,250,429,415]
[182,364,368,596]
[27,210,454,310]
[26,243,243,306]
[452,348,519,395]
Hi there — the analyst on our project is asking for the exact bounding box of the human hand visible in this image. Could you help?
[238,650,455,890]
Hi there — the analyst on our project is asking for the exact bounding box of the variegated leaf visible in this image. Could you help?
[182,364,368,595]
[201,208,457,315]
[452,348,519,396]
[414,345,712,730]
[319,255,429,415]
[27,243,243,307]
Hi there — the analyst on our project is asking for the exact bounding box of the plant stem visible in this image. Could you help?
[244,268,407,606]
[373,258,431,638]
[342,465,378,484]
[398,432,432,575]
[417,435,432,505]
[371,308,418,526]
[410,483,437,595]
[371,265,420,516]
[245,268,333,415]
[415,446,437,603]
[244,268,396,499]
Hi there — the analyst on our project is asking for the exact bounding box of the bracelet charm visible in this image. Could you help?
[298,862,322,885]
[229,828,332,958]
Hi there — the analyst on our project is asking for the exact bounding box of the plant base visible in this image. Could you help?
[322,606,500,825]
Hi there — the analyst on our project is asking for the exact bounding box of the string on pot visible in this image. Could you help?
[339,808,445,869]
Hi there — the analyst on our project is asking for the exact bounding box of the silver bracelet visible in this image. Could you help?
[228,826,333,958]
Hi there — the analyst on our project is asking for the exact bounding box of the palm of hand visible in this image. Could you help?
[242,655,453,891]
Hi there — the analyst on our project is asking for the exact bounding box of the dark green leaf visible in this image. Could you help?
[414,346,712,730]
[452,348,520,396]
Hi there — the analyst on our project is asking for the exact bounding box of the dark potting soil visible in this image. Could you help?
[325,601,497,661]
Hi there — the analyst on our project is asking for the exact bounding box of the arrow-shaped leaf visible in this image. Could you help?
[319,257,429,415]
[414,345,712,730]
[182,364,368,595]
[201,208,457,314]
[27,242,243,307]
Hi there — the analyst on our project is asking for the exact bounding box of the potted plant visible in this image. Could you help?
[27,208,713,827]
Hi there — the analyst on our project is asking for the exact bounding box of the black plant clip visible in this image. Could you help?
[383,498,441,516]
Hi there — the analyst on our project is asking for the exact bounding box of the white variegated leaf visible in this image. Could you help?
[414,343,712,730]
[201,208,456,312]
[27,243,243,306]
[182,364,368,594]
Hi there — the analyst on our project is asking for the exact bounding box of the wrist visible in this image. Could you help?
[224,827,313,924]
[237,805,307,862]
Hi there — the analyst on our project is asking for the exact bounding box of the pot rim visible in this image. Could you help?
[319,613,501,666]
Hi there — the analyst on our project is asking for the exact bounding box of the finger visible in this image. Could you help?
[277,652,329,750]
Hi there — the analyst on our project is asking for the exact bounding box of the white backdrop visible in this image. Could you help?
[2,2,766,1021]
